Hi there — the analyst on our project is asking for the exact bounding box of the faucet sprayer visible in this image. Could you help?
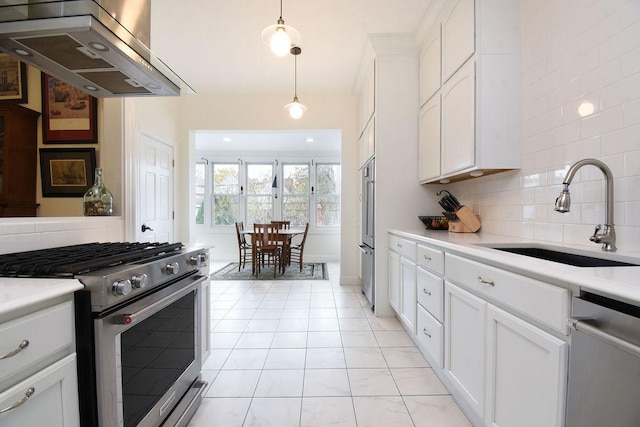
[554,159,616,252]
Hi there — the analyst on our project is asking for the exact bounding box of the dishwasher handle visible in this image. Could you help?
[568,317,640,358]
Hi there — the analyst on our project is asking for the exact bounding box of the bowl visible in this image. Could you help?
[419,215,449,230]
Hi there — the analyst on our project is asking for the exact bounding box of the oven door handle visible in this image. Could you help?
[116,275,207,326]
[568,317,640,357]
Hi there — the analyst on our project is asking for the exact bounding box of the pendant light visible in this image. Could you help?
[284,46,307,119]
[261,0,300,57]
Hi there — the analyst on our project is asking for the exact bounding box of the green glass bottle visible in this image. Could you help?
[83,167,113,216]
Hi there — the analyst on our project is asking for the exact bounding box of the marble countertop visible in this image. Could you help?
[0,278,83,319]
[390,228,640,305]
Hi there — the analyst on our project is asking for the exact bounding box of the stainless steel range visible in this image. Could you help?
[0,242,210,427]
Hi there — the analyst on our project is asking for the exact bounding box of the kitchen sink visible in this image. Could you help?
[477,244,640,268]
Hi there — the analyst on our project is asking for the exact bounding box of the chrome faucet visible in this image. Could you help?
[554,159,616,252]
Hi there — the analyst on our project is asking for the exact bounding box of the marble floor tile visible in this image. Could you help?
[245,319,280,332]
[209,332,242,349]
[235,332,275,349]
[340,331,378,348]
[277,318,310,332]
[264,348,306,369]
[339,318,373,331]
[308,317,340,331]
[373,330,416,347]
[347,368,400,396]
[352,396,414,427]
[367,316,404,331]
[309,308,338,318]
[343,347,388,368]
[213,319,250,332]
[244,398,302,427]
[205,370,261,397]
[307,331,343,347]
[382,347,430,368]
[303,369,351,396]
[222,348,269,370]
[271,332,308,348]
[202,349,231,370]
[187,397,251,427]
[254,370,304,397]
[403,395,472,427]
[305,347,346,369]
[300,397,356,427]
[391,368,449,395]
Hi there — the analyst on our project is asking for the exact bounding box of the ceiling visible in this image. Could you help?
[195,129,342,153]
[150,0,434,95]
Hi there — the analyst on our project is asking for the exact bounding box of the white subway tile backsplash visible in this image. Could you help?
[625,202,640,226]
[601,124,640,155]
[624,150,640,176]
[580,106,624,138]
[622,46,640,76]
[622,97,640,126]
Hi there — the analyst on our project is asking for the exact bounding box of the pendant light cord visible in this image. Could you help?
[294,53,298,98]
[279,0,283,19]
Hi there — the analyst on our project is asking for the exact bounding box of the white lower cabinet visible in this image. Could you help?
[444,281,487,418]
[388,235,417,334]
[0,354,79,427]
[485,305,567,427]
[399,257,416,334]
[388,250,401,313]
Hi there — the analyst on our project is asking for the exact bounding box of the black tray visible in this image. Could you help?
[419,216,449,230]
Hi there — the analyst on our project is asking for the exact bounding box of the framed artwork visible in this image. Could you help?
[39,148,96,197]
[0,53,28,103]
[41,73,98,143]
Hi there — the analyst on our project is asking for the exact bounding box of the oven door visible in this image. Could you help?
[94,273,206,427]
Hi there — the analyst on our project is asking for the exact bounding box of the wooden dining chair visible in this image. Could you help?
[270,220,291,229]
[253,223,283,277]
[289,222,310,272]
[235,221,251,271]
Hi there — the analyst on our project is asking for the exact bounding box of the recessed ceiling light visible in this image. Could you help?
[13,48,31,57]
[440,178,450,184]
[84,85,99,92]
[470,171,484,177]
[305,137,314,143]
[222,137,231,142]
[89,42,109,52]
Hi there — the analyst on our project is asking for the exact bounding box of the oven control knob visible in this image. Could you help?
[165,262,180,275]
[131,273,148,289]
[189,255,202,266]
[112,279,132,296]
[198,252,208,264]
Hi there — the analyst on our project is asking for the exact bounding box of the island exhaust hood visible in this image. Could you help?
[0,0,194,97]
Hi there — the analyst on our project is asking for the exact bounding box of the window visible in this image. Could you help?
[282,163,309,227]
[212,163,239,226]
[246,163,273,225]
[195,162,206,225]
[316,164,341,227]
[194,157,340,230]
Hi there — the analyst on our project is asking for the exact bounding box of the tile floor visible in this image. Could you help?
[188,262,472,427]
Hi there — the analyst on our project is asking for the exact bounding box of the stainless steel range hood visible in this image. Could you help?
[0,0,194,97]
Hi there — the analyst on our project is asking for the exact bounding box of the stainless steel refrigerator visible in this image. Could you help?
[359,158,375,308]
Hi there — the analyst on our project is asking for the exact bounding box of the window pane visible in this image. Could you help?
[195,163,206,225]
[283,195,309,226]
[247,164,273,195]
[283,164,309,194]
[213,164,239,226]
[247,195,273,225]
[317,164,341,195]
[317,195,340,226]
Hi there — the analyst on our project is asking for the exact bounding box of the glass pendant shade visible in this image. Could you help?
[262,19,300,57]
[285,97,307,119]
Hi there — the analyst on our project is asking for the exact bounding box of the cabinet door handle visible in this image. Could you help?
[422,328,432,338]
[0,387,35,414]
[477,276,495,286]
[423,288,432,295]
[423,255,432,261]
[397,243,403,248]
[0,339,29,360]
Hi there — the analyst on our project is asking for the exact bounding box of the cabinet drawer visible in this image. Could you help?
[389,235,417,261]
[0,301,74,385]
[445,254,570,334]
[417,244,444,274]
[417,266,444,322]
[0,353,79,426]
[417,304,443,368]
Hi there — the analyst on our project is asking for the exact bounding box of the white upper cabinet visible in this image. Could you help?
[358,59,375,137]
[417,0,520,184]
[441,0,474,83]
[420,28,441,106]
[418,94,441,182]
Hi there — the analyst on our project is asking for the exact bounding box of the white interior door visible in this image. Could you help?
[137,133,174,243]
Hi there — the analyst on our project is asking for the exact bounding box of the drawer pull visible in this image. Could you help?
[423,255,432,261]
[422,328,432,338]
[397,243,403,248]
[0,387,35,414]
[477,276,495,286]
[423,288,432,295]
[0,339,29,360]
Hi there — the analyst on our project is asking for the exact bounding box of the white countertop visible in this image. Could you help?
[0,278,83,318]
[390,228,640,305]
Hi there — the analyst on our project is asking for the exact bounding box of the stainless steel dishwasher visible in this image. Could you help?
[566,292,640,427]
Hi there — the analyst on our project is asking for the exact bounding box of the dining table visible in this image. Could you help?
[241,228,305,274]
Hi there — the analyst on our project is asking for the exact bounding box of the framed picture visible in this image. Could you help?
[39,148,96,197]
[0,53,28,103]
[41,73,98,143]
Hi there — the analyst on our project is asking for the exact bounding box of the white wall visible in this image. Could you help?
[447,0,640,254]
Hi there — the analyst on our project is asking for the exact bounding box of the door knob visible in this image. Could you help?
[141,224,154,232]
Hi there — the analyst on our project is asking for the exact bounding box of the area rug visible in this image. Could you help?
[211,262,328,280]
